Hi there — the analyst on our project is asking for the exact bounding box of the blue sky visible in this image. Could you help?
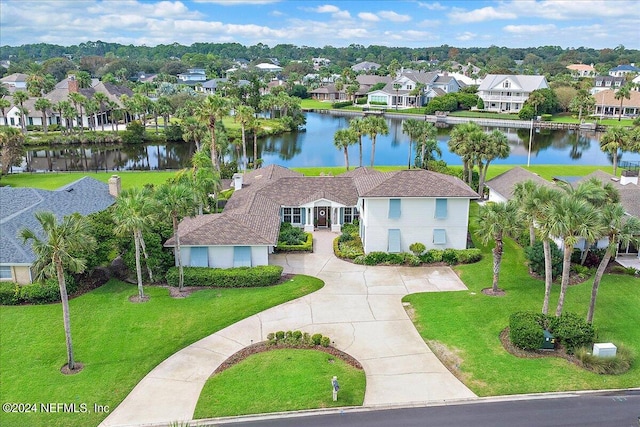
[1,0,638,49]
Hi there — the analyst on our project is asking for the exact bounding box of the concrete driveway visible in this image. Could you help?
[100,231,476,427]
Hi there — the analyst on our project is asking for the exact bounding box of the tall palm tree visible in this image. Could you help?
[513,179,539,247]
[614,84,631,121]
[0,126,26,174]
[0,98,11,126]
[477,130,510,199]
[195,94,230,171]
[448,122,481,186]
[11,90,29,134]
[106,100,120,132]
[20,211,95,371]
[181,116,207,150]
[401,119,422,169]
[362,115,389,167]
[587,204,640,323]
[68,92,87,134]
[476,201,521,293]
[93,92,109,132]
[173,150,221,215]
[234,105,255,171]
[248,115,261,169]
[112,187,155,300]
[348,117,365,167]
[156,183,196,292]
[333,128,357,170]
[34,98,52,134]
[60,101,76,134]
[415,121,439,170]
[600,126,630,176]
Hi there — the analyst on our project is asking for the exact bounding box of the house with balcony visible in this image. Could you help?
[608,64,640,77]
[593,89,640,118]
[164,165,478,269]
[177,68,207,83]
[477,74,549,113]
[566,63,596,78]
[366,70,460,109]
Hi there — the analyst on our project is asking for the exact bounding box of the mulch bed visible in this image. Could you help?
[481,287,506,297]
[212,341,363,376]
[528,270,591,286]
[128,295,150,303]
[60,362,84,375]
[500,327,580,365]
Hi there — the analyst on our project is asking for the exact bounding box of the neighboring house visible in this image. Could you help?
[351,61,381,73]
[309,84,345,102]
[366,70,460,109]
[177,68,207,83]
[0,176,119,284]
[632,74,640,90]
[312,57,330,70]
[591,76,625,94]
[165,165,478,268]
[134,72,157,83]
[485,166,553,204]
[593,89,640,118]
[566,63,596,78]
[254,63,283,73]
[196,78,250,95]
[608,64,640,77]
[477,74,549,113]
[0,73,28,90]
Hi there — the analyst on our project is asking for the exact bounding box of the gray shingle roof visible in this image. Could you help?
[0,177,115,265]
[576,170,640,219]
[358,169,479,198]
[485,166,554,200]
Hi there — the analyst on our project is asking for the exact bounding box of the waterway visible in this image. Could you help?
[21,112,640,172]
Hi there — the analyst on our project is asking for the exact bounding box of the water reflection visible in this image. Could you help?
[22,112,640,172]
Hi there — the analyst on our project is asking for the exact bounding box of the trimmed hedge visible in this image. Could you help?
[166,265,283,288]
[275,232,313,252]
[549,312,595,354]
[0,277,77,305]
[509,311,547,350]
[509,311,596,354]
[331,101,353,109]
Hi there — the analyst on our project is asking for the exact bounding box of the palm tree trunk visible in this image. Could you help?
[370,136,376,167]
[173,216,184,291]
[587,248,612,323]
[210,123,220,171]
[542,239,553,315]
[492,239,503,293]
[407,141,412,169]
[138,230,154,283]
[478,161,490,199]
[358,138,363,167]
[555,240,573,317]
[253,131,258,169]
[344,147,349,171]
[241,124,247,171]
[613,152,618,176]
[56,256,75,370]
[529,223,536,247]
[133,232,144,298]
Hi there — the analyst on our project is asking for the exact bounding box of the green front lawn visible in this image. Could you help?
[0,276,323,427]
[404,203,640,396]
[194,349,365,418]
[0,170,177,190]
[300,99,333,110]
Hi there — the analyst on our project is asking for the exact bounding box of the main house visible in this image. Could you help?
[164,165,478,269]
[477,74,549,113]
[0,176,118,284]
[366,70,460,109]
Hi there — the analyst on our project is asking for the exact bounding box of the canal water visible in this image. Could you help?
[21,112,640,172]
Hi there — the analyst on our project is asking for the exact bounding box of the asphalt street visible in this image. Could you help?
[221,390,640,427]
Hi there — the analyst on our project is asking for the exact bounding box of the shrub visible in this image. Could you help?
[0,282,19,305]
[276,331,285,340]
[338,231,354,243]
[442,249,459,265]
[363,251,389,265]
[276,230,312,252]
[456,249,482,264]
[121,120,145,144]
[331,101,352,109]
[509,311,547,350]
[353,255,365,264]
[404,253,422,266]
[609,266,639,276]
[549,312,595,354]
[311,333,323,345]
[571,264,592,279]
[518,104,535,120]
[409,242,426,256]
[320,336,331,347]
[421,249,443,263]
[277,222,307,245]
[574,344,634,375]
[525,240,562,279]
[166,265,283,287]
[540,114,552,121]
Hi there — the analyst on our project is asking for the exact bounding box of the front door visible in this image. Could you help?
[315,206,330,227]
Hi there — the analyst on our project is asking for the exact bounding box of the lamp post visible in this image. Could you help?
[527,117,534,167]
[393,83,401,110]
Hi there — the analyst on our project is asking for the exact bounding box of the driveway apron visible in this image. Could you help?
[100,231,476,427]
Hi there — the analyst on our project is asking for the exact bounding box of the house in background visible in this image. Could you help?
[566,63,596,78]
[591,76,625,94]
[177,68,207,83]
[196,78,250,95]
[366,70,460,109]
[254,63,283,73]
[165,165,478,269]
[477,74,549,113]
[485,166,553,204]
[0,73,28,92]
[0,176,119,284]
[593,89,640,118]
[608,64,640,77]
[351,61,381,73]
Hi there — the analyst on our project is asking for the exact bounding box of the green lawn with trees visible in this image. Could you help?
[0,277,323,427]
[194,349,365,418]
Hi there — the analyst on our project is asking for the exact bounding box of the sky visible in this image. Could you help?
[0,0,638,50]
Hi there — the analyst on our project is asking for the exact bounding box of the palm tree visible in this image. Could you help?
[195,94,230,171]
[93,92,109,132]
[393,83,402,110]
[12,90,29,134]
[0,127,26,174]
[348,117,365,167]
[477,130,510,199]
[69,92,87,134]
[570,89,595,122]
[449,122,482,186]
[614,84,631,121]
[234,105,255,171]
[156,183,196,292]
[362,115,389,167]
[333,128,357,170]
[61,101,76,134]
[34,98,52,134]
[106,100,120,132]
[0,98,11,126]
[173,150,221,215]
[248,115,261,169]
[112,188,155,300]
[476,201,521,293]
[513,179,540,247]
[415,121,439,169]
[587,204,640,323]
[600,126,630,176]
[401,119,422,169]
[527,90,546,116]
[181,116,207,150]
[20,211,95,371]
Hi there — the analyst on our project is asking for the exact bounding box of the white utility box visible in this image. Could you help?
[593,343,617,358]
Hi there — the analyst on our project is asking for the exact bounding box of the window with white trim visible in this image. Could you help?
[0,266,12,280]
[190,247,208,267]
[388,199,401,219]
[503,81,511,88]
[343,207,358,224]
[283,207,302,224]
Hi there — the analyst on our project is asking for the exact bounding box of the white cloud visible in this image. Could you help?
[312,4,340,13]
[456,32,476,41]
[193,0,281,4]
[506,0,640,20]
[448,6,517,23]
[358,12,380,22]
[333,10,351,19]
[378,10,411,22]
[418,2,447,11]
[503,24,556,34]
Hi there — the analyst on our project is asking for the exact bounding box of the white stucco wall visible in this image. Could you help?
[361,197,471,253]
[487,189,508,204]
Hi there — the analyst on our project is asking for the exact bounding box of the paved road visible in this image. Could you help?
[222,390,640,427]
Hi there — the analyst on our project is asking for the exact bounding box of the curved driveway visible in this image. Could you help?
[100,231,476,427]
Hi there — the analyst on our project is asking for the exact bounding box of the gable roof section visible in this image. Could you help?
[166,213,279,246]
[478,74,548,92]
[359,169,478,198]
[485,166,554,200]
[0,177,115,265]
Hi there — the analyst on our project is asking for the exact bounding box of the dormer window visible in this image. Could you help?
[503,81,511,88]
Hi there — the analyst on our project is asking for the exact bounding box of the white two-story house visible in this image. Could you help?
[366,71,460,109]
[477,74,549,113]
